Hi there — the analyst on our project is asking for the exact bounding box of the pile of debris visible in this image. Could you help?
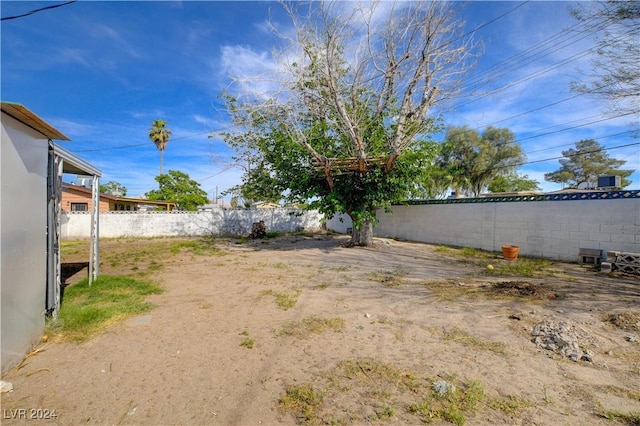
[249,220,267,239]
[601,251,640,275]
[489,281,555,299]
[604,312,640,332]
[531,320,594,362]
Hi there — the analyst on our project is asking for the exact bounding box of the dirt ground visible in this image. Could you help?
[2,234,639,425]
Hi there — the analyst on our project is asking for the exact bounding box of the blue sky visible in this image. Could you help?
[2,1,638,200]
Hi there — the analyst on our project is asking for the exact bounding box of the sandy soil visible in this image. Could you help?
[1,234,639,425]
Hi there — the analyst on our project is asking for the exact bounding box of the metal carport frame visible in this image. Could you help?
[47,143,101,318]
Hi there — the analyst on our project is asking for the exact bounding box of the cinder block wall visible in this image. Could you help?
[372,198,639,262]
[63,198,640,263]
[62,209,323,238]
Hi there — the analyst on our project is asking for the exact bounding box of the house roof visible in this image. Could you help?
[62,183,176,208]
[63,183,117,200]
[1,101,70,141]
[118,197,176,207]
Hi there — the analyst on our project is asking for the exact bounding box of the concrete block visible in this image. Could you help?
[600,262,612,273]
[589,232,611,242]
[611,233,636,244]
[569,231,590,240]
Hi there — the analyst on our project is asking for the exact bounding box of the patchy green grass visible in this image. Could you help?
[257,261,290,270]
[262,289,300,310]
[169,238,225,256]
[276,316,344,338]
[460,247,493,259]
[595,385,640,402]
[408,379,484,425]
[312,282,331,290]
[47,275,162,341]
[60,239,88,257]
[487,394,532,415]
[279,383,325,425]
[367,267,407,287]
[600,409,640,425]
[326,265,352,272]
[426,279,558,303]
[278,356,556,425]
[265,231,281,239]
[487,257,561,278]
[328,359,484,425]
[439,327,508,356]
[239,330,254,349]
[434,245,567,278]
[435,245,455,254]
[99,237,226,274]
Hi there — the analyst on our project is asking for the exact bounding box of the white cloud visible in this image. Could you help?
[55,48,92,67]
[89,23,145,60]
[219,45,283,99]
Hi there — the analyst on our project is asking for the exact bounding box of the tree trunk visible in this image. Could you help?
[346,217,374,247]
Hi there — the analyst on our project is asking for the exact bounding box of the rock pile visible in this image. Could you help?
[531,320,593,362]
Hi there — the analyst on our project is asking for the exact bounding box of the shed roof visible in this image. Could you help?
[54,143,102,177]
[1,102,70,141]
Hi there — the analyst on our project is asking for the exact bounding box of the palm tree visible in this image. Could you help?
[149,119,172,175]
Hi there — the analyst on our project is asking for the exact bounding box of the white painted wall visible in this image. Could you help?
[373,199,640,262]
[62,208,324,238]
[325,213,352,234]
[62,197,639,264]
[1,113,49,374]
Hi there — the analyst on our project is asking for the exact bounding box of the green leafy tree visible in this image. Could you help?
[544,139,633,188]
[99,181,127,196]
[223,1,474,246]
[487,172,541,193]
[149,119,172,175]
[437,126,526,197]
[146,170,209,211]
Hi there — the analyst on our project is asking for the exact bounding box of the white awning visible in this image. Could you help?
[53,143,102,177]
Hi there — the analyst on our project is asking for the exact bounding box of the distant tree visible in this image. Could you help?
[570,1,640,116]
[223,186,255,209]
[487,172,541,193]
[437,126,526,197]
[149,119,172,175]
[99,181,127,196]
[146,170,209,211]
[222,163,283,207]
[544,139,633,188]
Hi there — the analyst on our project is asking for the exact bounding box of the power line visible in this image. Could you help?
[524,130,637,155]
[450,11,633,111]
[516,111,638,143]
[435,109,635,148]
[461,13,605,94]
[508,142,640,169]
[74,129,230,153]
[1,0,76,21]
[462,26,637,105]
[448,1,530,48]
